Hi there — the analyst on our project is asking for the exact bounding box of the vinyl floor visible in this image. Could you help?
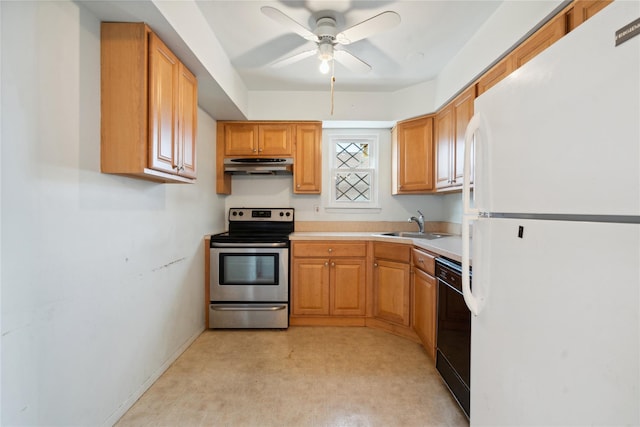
[115,326,468,427]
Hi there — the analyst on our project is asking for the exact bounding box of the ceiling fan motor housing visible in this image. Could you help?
[315,17,338,41]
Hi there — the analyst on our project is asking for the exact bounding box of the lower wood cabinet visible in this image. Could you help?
[292,257,366,316]
[291,241,366,319]
[372,242,411,326]
[291,239,438,348]
[411,247,437,360]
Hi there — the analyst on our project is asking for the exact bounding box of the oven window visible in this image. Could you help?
[219,253,279,285]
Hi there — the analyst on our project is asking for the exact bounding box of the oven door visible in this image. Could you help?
[210,243,289,302]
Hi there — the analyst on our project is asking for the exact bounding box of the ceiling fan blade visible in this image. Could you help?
[336,11,401,45]
[261,6,317,41]
[334,49,371,73]
[271,49,317,68]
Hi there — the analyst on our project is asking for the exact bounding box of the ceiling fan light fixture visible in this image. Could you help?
[317,41,334,74]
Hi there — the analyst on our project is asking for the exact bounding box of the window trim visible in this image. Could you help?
[326,134,380,210]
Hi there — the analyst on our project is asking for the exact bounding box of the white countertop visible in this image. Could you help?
[289,231,467,263]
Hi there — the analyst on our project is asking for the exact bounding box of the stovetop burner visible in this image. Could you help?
[210,231,290,244]
[210,208,294,245]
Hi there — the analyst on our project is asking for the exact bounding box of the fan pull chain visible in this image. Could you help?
[330,59,335,115]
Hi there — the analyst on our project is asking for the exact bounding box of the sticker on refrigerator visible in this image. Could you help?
[615,17,640,46]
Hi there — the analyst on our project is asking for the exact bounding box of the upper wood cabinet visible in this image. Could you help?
[476,56,514,97]
[566,0,612,31]
[435,85,475,190]
[453,86,475,187]
[101,23,197,183]
[510,13,566,70]
[392,115,434,194]
[435,104,454,189]
[216,121,321,194]
[294,123,322,194]
[476,8,569,97]
[224,122,292,157]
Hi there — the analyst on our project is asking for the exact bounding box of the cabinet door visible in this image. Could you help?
[148,31,179,175]
[435,105,454,189]
[476,56,514,96]
[331,258,366,316]
[224,124,259,156]
[394,116,434,193]
[566,0,612,31]
[259,124,292,156]
[453,85,475,186]
[511,14,566,69]
[413,268,437,360]
[177,64,197,178]
[373,259,411,326]
[292,258,330,315]
[294,123,322,194]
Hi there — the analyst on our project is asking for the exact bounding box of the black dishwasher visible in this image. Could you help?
[435,257,471,418]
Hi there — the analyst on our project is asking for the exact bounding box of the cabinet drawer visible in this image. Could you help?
[374,242,411,263]
[293,241,366,258]
[412,247,436,275]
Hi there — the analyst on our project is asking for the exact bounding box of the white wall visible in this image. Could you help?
[434,0,563,108]
[0,2,225,425]
[246,1,564,120]
[233,1,566,225]
[225,128,446,223]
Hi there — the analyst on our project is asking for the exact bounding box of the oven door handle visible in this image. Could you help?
[210,305,287,311]
[210,242,289,248]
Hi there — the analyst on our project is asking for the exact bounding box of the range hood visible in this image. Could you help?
[223,158,293,175]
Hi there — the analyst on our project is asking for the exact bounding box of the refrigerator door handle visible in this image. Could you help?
[462,113,483,316]
[463,113,480,217]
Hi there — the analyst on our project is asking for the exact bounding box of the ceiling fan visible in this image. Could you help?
[261,6,401,74]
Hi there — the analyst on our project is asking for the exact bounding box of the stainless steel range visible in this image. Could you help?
[209,208,294,329]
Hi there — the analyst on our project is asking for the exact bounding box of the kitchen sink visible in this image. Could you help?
[380,231,454,240]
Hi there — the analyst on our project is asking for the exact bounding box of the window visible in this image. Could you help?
[328,134,379,209]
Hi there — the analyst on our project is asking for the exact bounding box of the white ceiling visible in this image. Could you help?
[195,1,503,92]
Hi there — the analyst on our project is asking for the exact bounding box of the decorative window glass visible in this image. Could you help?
[329,135,378,209]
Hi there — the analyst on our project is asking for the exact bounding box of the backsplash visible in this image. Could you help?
[295,220,461,235]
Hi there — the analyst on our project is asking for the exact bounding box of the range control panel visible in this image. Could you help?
[228,208,294,222]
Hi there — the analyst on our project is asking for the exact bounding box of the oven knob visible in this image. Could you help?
[238,211,243,216]
[279,212,284,217]
[232,211,237,216]
[286,212,291,217]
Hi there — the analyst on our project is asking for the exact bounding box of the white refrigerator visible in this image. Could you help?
[461,1,640,425]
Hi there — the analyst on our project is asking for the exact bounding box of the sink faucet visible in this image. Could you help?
[409,210,425,233]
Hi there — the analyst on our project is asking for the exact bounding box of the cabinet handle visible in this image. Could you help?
[374,263,378,267]
[324,262,329,267]
[296,184,301,188]
[331,262,335,267]
[328,248,333,253]
[418,258,424,263]
[252,149,257,153]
